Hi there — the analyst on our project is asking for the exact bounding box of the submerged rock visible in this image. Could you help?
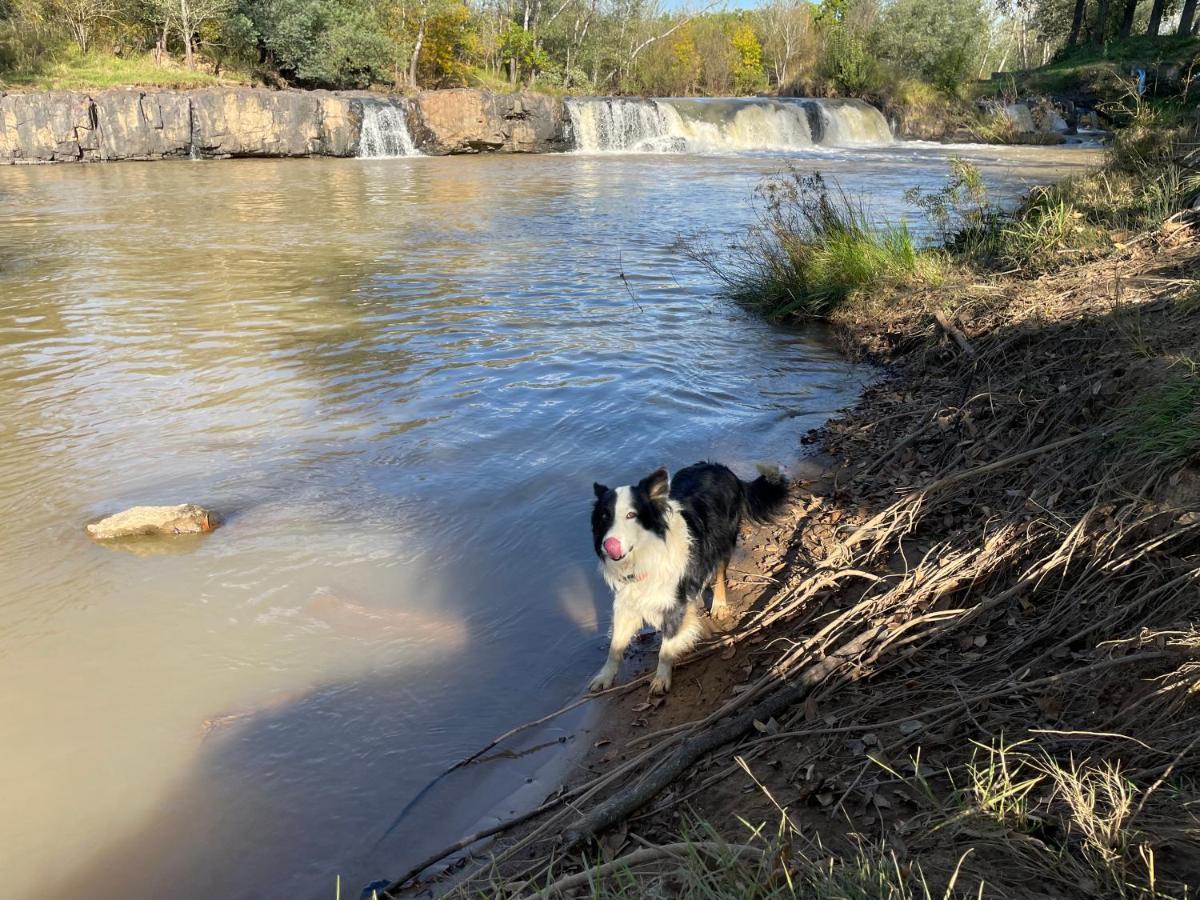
[86,504,217,540]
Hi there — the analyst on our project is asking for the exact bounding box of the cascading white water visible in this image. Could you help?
[359,103,419,158]
[564,97,685,152]
[565,96,892,153]
[814,99,895,146]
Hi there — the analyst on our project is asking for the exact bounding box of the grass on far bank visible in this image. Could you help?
[0,46,254,91]
[976,34,1200,102]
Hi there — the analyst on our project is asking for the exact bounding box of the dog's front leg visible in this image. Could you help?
[651,603,702,695]
[589,600,640,692]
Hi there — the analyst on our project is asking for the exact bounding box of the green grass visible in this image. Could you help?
[1116,362,1200,463]
[690,169,944,321]
[974,35,1200,102]
[1,47,252,90]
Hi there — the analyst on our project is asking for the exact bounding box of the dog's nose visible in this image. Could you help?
[603,537,624,560]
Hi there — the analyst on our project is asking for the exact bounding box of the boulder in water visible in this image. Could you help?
[86,504,218,540]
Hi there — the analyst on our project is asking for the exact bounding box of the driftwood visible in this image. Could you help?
[933,309,976,358]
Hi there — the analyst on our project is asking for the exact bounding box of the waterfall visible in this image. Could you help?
[565,97,892,153]
[810,99,895,146]
[359,102,419,158]
[564,98,685,152]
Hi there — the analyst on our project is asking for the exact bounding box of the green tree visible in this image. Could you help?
[238,0,390,87]
[877,0,990,92]
[730,18,765,93]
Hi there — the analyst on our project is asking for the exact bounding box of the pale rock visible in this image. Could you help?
[86,504,217,540]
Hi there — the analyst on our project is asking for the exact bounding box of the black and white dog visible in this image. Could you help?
[589,462,788,695]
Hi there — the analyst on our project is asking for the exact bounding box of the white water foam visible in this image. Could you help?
[359,102,420,158]
[565,96,892,153]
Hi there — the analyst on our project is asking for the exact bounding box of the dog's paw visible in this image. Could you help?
[649,674,671,696]
[589,671,616,693]
[709,609,734,632]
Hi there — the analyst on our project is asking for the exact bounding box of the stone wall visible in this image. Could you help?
[0,87,569,164]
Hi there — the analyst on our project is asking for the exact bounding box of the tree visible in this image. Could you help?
[758,0,814,90]
[1146,0,1166,34]
[177,0,231,67]
[1178,0,1196,32]
[45,0,117,52]
[1091,0,1109,43]
[729,17,764,93]
[237,0,391,87]
[1119,0,1139,36]
[878,0,989,91]
[1066,0,1086,46]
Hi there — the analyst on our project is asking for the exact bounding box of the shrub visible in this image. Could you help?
[690,168,940,320]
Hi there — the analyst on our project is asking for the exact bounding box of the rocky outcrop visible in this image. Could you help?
[0,87,569,163]
[92,91,193,159]
[409,89,568,154]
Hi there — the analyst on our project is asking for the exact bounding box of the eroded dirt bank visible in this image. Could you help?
[394,226,1200,898]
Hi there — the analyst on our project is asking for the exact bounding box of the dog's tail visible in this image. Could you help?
[741,463,790,524]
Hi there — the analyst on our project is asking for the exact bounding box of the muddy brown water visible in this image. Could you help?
[0,143,1100,900]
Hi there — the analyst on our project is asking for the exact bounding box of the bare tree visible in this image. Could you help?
[47,0,117,53]
[760,0,813,90]
[177,0,230,68]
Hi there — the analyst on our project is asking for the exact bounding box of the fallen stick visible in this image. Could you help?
[536,841,761,897]
[934,309,977,359]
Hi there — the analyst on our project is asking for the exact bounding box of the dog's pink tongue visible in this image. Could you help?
[603,537,623,560]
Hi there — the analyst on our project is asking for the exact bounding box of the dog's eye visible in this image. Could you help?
[625,511,637,520]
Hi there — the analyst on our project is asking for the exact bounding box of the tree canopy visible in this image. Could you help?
[1,0,1195,92]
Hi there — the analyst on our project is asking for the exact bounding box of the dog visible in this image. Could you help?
[589,462,789,695]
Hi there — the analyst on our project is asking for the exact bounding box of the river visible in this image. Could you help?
[0,140,1099,900]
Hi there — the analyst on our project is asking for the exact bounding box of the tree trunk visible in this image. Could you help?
[1147,0,1166,35]
[156,18,170,65]
[408,18,425,89]
[1067,0,1087,47]
[178,0,194,68]
[1119,0,1139,36]
[1179,0,1198,33]
[1093,0,1110,44]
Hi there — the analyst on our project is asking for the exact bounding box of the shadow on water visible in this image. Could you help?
[45,552,607,900]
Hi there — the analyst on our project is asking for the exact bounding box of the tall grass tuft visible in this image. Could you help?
[1116,360,1200,464]
[688,169,940,321]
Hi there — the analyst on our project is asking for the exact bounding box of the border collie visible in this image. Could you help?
[589,462,789,695]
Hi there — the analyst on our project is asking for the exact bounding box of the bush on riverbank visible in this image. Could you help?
[686,170,945,321]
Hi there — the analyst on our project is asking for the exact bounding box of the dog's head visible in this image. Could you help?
[591,467,670,564]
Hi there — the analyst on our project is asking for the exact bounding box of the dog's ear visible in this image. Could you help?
[593,482,609,499]
[640,467,670,503]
